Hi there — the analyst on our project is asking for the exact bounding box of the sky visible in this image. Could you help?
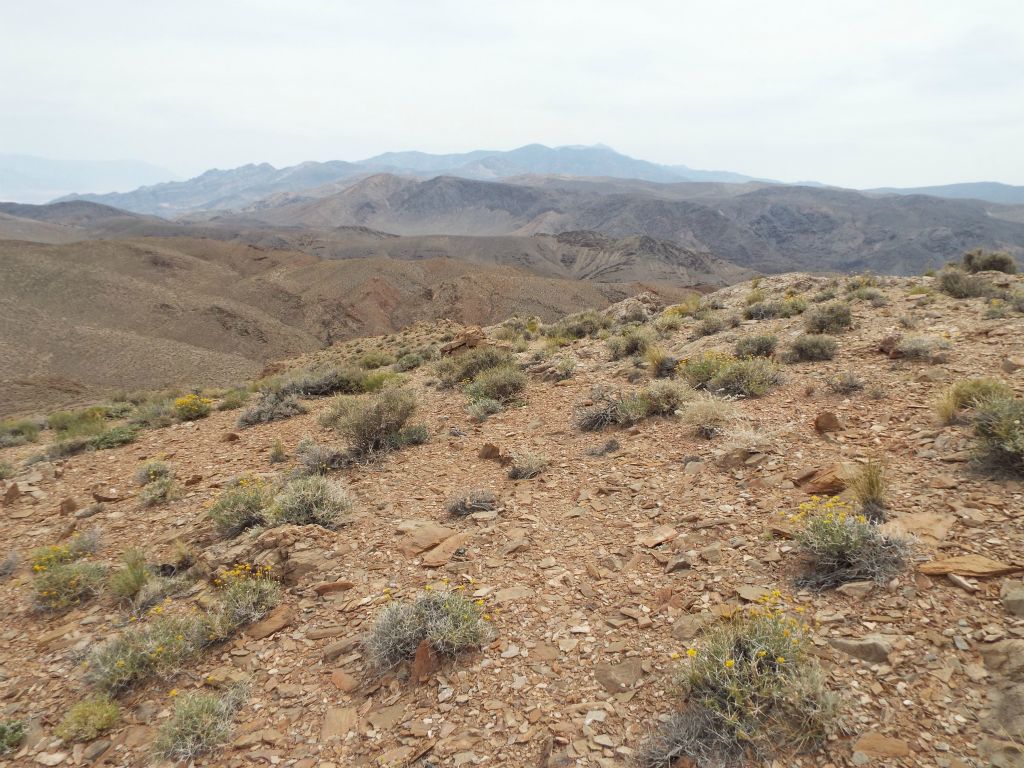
[2,0,1023,188]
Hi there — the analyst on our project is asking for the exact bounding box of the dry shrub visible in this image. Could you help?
[445,489,498,517]
[790,334,838,361]
[237,392,307,428]
[319,387,422,457]
[973,395,1024,475]
[804,302,852,333]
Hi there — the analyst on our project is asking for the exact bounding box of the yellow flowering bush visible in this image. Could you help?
[172,394,213,421]
[639,596,838,768]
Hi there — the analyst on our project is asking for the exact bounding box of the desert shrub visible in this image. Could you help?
[130,398,176,429]
[0,720,25,755]
[962,249,1017,274]
[983,298,1010,319]
[708,358,781,397]
[637,380,692,416]
[0,462,13,480]
[467,398,503,421]
[208,477,272,537]
[638,601,838,768]
[465,364,527,403]
[653,313,683,334]
[743,297,806,320]
[31,529,101,569]
[295,437,345,475]
[573,393,627,432]
[55,694,119,742]
[0,418,40,447]
[827,371,864,394]
[279,366,373,398]
[267,476,350,528]
[0,553,18,578]
[735,335,777,359]
[130,573,193,616]
[87,425,139,451]
[811,288,837,303]
[680,397,736,438]
[215,566,282,631]
[365,590,491,669]
[935,377,1014,424]
[792,498,909,589]
[153,684,248,762]
[937,268,996,299]
[586,438,620,456]
[804,302,852,333]
[693,314,726,337]
[1011,290,1024,313]
[508,454,548,480]
[849,286,884,302]
[217,389,250,411]
[173,394,213,421]
[607,328,652,360]
[744,287,767,305]
[679,351,734,389]
[33,561,107,611]
[360,350,395,370]
[139,476,177,507]
[545,309,612,339]
[554,356,577,380]
[849,459,888,521]
[237,392,307,428]
[268,439,286,464]
[134,460,173,486]
[48,407,107,438]
[895,335,950,361]
[321,387,423,457]
[790,334,838,362]
[972,395,1024,474]
[645,347,679,378]
[445,489,498,517]
[394,353,423,372]
[108,550,150,603]
[435,348,515,388]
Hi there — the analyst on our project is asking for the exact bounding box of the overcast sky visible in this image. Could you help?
[2,0,1022,188]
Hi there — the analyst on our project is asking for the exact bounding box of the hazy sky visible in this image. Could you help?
[3,0,1023,188]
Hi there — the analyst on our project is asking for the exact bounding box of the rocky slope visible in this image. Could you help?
[0,271,1022,767]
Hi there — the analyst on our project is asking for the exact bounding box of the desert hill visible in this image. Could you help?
[0,236,697,416]
[0,269,1022,767]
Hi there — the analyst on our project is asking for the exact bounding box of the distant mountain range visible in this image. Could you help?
[868,181,1024,206]
[0,154,177,204]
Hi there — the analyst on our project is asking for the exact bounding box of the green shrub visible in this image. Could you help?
[693,314,726,337]
[130,398,175,429]
[895,335,950,361]
[435,348,515,388]
[216,569,282,631]
[467,398,503,421]
[208,477,272,537]
[607,328,653,360]
[139,476,177,507]
[0,418,40,448]
[365,590,491,669]
[637,380,692,416]
[237,392,307,428]
[708,358,781,397]
[394,353,423,372]
[154,685,247,762]
[278,366,372,398]
[790,334,838,361]
[804,302,852,333]
[55,694,119,742]
[217,389,250,411]
[0,720,26,755]
[849,286,884,302]
[445,489,499,517]
[465,365,527,403]
[48,407,107,438]
[849,459,888,521]
[87,425,139,451]
[295,437,346,475]
[360,350,395,370]
[743,298,805,320]
[744,287,766,305]
[267,476,350,528]
[735,335,777,359]
[508,454,548,480]
[134,460,173,486]
[644,347,679,378]
[973,395,1024,474]
[268,439,287,464]
[827,371,864,394]
[937,268,996,299]
[679,351,735,389]
[108,550,150,602]
[544,309,612,339]
[812,288,837,303]
[638,602,838,768]
[173,394,213,421]
[319,387,420,457]
[33,561,107,611]
[792,498,908,589]
[935,377,1014,424]
[962,249,1017,274]
[0,462,13,480]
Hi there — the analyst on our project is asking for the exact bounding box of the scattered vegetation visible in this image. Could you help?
[936,268,996,299]
[972,395,1024,475]
[217,388,250,411]
[743,298,806,320]
[679,396,736,438]
[0,461,13,480]
[962,248,1017,274]
[735,334,777,359]
[319,386,425,457]
[804,302,852,333]
[693,314,726,338]
[680,353,781,397]
[542,309,612,340]
[55,694,119,742]
[365,590,491,669]
[791,497,909,589]
[935,378,1013,424]
[268,439,286,464]
[139,476,177,507]
[172,394,213,421]
[849,458,888,521]
[0,720,26,756]
[827,371,864,394]
[360,350,395,369]
[467,397,502,422]
[153,684,248,762]
[295,437,345,475]
[644,346,679,378]
[789,334,838,362]
[208,476,272,537]
[445,489,499,517]
[108,550,150,603]
[33,560,107,611]
[237,392,307,428]
[267,475,350,528]
[435,348,515,388]
[464,364,527,403]
[0,418,40,448]
[607,327,653,360]
[895,335,950,361]
[507,454,549,480]
[638,597,838,768]
[573,382,692,431]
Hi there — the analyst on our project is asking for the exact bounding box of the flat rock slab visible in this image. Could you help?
[920,554,1023,577]
[245,606,294,640]
[422,531,473,567]
[321,707,357,740]
[494,586,532,604]
[594,658,643,693]
[853,731,910,758]
[398,521,456,556]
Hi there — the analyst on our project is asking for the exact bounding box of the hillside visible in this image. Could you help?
[1,270,1022,767]
[247,174,1024,275]
[0,237,695,416]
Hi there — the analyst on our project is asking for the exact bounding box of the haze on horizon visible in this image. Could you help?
[2,0,1023,190]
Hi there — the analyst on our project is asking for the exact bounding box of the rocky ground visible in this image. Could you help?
[1,272,1023,768]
